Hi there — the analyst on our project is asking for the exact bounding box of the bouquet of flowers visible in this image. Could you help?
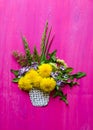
[11,22,86,107]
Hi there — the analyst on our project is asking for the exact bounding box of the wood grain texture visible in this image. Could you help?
[0,0,93,130]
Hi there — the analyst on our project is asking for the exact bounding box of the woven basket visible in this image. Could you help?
[29,88,50,107]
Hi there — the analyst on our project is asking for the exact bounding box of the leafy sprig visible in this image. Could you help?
[53,90,68,104]
[12,51,27,67]
[53,67,86,103]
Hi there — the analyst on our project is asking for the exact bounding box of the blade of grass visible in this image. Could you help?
[44,26,52,55]
[46,34,55,57]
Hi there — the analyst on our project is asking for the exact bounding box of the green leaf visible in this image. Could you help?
[60,94,68,105]
[48,50,57,62]
[55,85,59,90]
[12,78,20,83]
[53,90,63,98]
[53,91,60,98]
[40,54,47,63]
[72,72,86,79]
[67,81,79,87]
[64,67,73,73]
[11,69,19,76]
[53,90,68,104]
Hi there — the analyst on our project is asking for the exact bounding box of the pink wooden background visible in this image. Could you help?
[0,0,93,130]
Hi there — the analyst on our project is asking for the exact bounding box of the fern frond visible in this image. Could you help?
[33,46,40,62]
[12,51,28,67]
[22,36,32,65]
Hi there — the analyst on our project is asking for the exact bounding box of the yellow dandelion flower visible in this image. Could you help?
[40,78,56,92]
[38,64,52,77]
[18,76,32,91]
[25,69,39,83]
[33,76,42,88]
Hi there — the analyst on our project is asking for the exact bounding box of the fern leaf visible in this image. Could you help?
[22,36,32,65]
[33,46,40,62]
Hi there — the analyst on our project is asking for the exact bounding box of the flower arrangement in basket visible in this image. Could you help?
[11,22,86,107]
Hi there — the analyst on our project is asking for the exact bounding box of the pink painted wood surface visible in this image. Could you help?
[0,0,93,130]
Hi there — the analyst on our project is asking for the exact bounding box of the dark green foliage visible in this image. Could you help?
[48,50,57,62]
[53,67,86,104]
[67,81,79,88]
[53,90,68,104]
[11,69,19,77]
[71,72,86,79]
[12,78,20,83]
[63,67,73,73]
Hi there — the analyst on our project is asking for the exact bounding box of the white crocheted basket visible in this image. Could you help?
[29,88,50,107]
